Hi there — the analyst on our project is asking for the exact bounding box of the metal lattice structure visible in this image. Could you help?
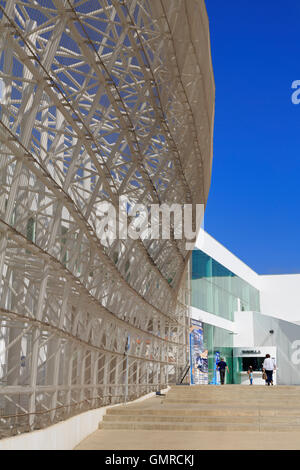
[0,0,214,437]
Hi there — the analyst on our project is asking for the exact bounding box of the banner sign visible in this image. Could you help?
[189,319,208,385]
[210,351,220,385]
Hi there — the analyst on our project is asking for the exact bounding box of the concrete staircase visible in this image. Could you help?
[101,385,300,432]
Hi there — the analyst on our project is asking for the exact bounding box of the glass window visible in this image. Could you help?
[191,249,260,321]
[203,323,233,384]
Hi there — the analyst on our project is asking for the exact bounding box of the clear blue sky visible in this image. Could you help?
[204,0,300,274]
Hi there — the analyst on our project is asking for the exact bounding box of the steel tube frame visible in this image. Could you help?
[0,0,214,438]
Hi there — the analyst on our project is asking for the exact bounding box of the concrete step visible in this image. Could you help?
[167,386,300,396]
[103,414,259,424]
[165,396,300,401]
[106,408,259,416]
[166,396,298,400]
[100,421,261,431]
[167,391,300,395]
[168,391,300,396]
[99,386,300,434]
[168,388,296,391]
[106,407,300,418]
[103,414,300,425]
[101,421,300,432]
[165,398,299,405]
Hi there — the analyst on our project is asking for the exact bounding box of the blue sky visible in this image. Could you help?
[204,0,300,274]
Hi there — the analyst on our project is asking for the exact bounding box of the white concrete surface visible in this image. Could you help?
[191,306,236,333]
[233,311,255,346]
[260,274,300,323]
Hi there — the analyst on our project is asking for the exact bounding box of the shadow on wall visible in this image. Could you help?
[253,312,300,385]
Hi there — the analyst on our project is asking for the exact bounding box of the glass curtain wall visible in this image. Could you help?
[191,249,260,321]
[203,323,234,384]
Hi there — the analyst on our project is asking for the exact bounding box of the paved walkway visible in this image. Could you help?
[75,428,300,450]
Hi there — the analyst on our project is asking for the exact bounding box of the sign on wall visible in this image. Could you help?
[210,351,220,385]
[190,319,208,385]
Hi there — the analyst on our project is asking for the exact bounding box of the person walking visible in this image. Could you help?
[247,365,254,385]
[217,357,229,385]
[262,354,276,386]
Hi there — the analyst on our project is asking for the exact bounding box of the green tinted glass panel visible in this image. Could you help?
[191,249,260,321]
[203,323,234,384]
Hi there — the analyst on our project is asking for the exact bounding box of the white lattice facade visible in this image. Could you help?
[0,0,214,437]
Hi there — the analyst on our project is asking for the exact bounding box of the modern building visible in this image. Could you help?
[0,0,215,439]
[190,230,300,386]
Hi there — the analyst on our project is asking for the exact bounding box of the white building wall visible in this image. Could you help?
[233,311,255,347]
[260,274,300,323]
[196,230,300,325]
[190,306,236,333]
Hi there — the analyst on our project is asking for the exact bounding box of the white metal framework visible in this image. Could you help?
[0,0,214,437]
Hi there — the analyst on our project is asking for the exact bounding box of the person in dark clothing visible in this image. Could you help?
[217,357,229,385]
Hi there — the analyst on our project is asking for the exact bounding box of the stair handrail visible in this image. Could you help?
[178,362,190,384]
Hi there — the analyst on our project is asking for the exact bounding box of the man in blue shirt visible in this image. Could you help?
[217,358,229,385]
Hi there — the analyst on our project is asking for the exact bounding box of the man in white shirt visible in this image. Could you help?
[262,354,276,386]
